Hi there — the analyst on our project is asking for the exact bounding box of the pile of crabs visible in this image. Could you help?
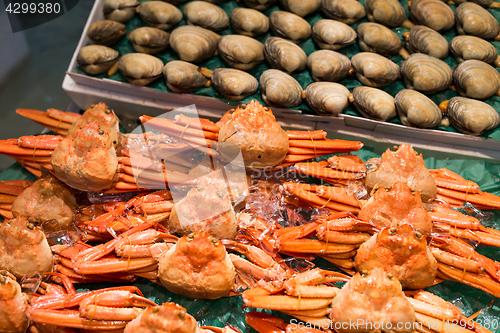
[0,100,499,333]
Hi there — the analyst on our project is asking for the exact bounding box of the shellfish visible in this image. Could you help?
[183,1,229,31]
[321,0,366,25]
[312,19,357,51]
[402,25,448,59]
[453,60,500,99]
[450,35,500,66]
[103,0,139,23]
[357,22,409,58]
[260,69,303,108]
[307,50,352,82]
[408,0,455,32]
[351,52,400,87]
[365,0,407,28]
[87,20,126,46]
[136,1,183,31]
[455,2,500,40]
[169,25,219,63]
[243,0,277,11]
[218,35,265,70]
[128,27,170,55]
[230,8,269,37]
[117,53,164,86]
[441,97,500,135]
[395,89,443,128]
[264,37,307,74]
[200,68,258,101]
[304,82,351,116]
[269,11,311,43]
[401,53,452,94]
[278,0,321,17]
[77,45,119,75]
[163,60,210,93]
[349,86,396,121]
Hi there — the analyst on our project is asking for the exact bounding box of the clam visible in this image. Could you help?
[243,0,277,11]
[395,89,443,128]
[230,8,269,37]
[401,53,452,94]
[449,0,500,8]
[103,0,139,23]
[453,60,500,99]
[312,19,357,51]
[408,0,455,32]
[87,20,126,46]
[170,26,219,63]
[450,36,500,67]
[163,60,210,93]
[365,0,407,27]
[351,53,400,87]
[455,2,500,40]
[304,82,351,116]
[442,97,500,135]
[279,0,321,17]
[136,1,182,31]
[184,1,229,31]
[321,0,366,25]
[264,37,307,74]
[349,86,396,121]
[269,11,311,43]
[128,27,170,55]
[200,68,258,101]
[260,69,303,108]
[77,45,119,75]
[118,53,163,86]
[357,22,409,58]
[307,50,352,82]
[402,25,448,59]
[218,35,264,71]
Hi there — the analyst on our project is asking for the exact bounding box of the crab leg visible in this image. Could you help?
[436,188,500,210]
[433,223,500,247]
[415,312,473,333]
[430,169,481,193]
[28,309,128,330]
[245,312,289,333]
[16,108,77,135]
[288,139,363,151]
[242,288,331,311]
[437,263,500,298]
[288,147,343,155]
[17,135,63,150]
[430,247,483,273]
[140,115,219,140]
[428,205,481,230]
[294,162,365,180]
[173,114,220,133]
[286,130,327,140]
[279,239,358,254]
[328,155,367,173]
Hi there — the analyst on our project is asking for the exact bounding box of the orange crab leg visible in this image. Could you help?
[428,205,481,230]
[46,108,82,123]
[279,239,358,254]
[0,209,13,219]
[316,229,370,244]
[284,183,360,213]
[430,168,481,193]
[288,139,363,151]
[242,288,331,311]
[0,194,16,204]
[173,114,220,133]
[313,185,361,208]
[288,147,343,155]
[436,188,500,210]
[284,154,334,163]
[140,115,218,140]
[437,263,500,298]
[74,257,157,275]
[118,156,190,174]
[430,247,482,274]
[294,162,365,180]
[17,135,63,150]
[434,223,500,247]
[245,312,288,333]
[0,180,31,196]
[328,155,367,173]
[0,141,53,156]
[275,221,323,241]
[286,130,327,140]
[28,309,128,330]
[16,108,73,130]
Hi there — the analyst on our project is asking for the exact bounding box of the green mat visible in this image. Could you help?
[75,0,500,141]
[1,145,500,332]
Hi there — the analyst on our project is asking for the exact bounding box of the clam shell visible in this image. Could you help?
[163,60,209,93]
[395,89,442,128]
[264,37,307,74]
[357,22,402,56]
[321,0,366,25]
[243,0,277,11]
[450,35,499,65]
[278,0,321,17]
[451,0,493,6]
[446,96,500,135]
[351,86,396,121]
[307,50,351,82]
[230,8,269,37]
[408,0,455,32]
[211,68,259,101]
[170,26,219,63]
[77,45,119,75]
[87,20,126,46]
[365,0,407,27]
[184,1,229,31]
[453,60,500,99]
[351,52,400,87]
[312,19,357,51]
[118,53,163,86]
[260,69,303,107]
[305,82,351,116]
[136,1,183,31]
[128,27,170,55]
[103,0,139,23]
[269,11,311,43]
[455,2,500,39]
[218,35,264,70]
[404,25,448,59]
[401,53,452,94]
